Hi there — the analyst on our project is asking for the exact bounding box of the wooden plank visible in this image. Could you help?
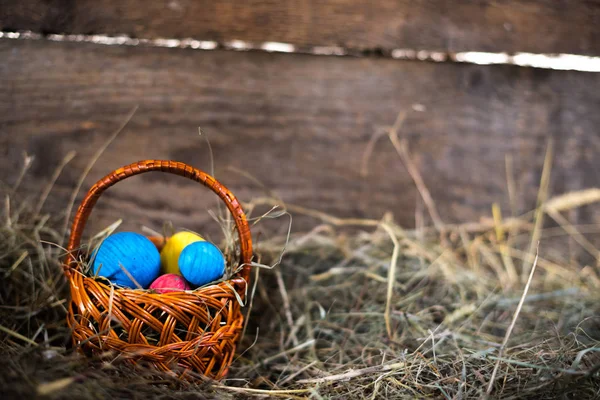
[1,1,600,56]
[2,39,600,237]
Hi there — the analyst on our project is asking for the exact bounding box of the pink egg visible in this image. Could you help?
[149,274,190,294]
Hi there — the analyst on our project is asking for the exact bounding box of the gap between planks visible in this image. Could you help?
[1,30,600,73]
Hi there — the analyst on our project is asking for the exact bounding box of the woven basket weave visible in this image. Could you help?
[63,160,253,380]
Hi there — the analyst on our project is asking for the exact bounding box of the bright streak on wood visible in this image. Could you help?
[261,41,295,53]
[454,51,511,65]
[2,31,600,72]
[455,51,600,72]
[226,40,252,50]
[512,52,600,72]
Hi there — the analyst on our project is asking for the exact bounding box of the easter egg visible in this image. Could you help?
[178,241,225,287]
[149,273,190,294]
[92,232,161,289]
[160,231,204,275]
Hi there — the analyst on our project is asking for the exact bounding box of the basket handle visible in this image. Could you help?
[63,160,252,287]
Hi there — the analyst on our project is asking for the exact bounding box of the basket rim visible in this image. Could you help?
[73,270,248,297]
[63,160,253,291]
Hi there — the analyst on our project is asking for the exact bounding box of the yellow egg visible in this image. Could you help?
[160,231,204,275]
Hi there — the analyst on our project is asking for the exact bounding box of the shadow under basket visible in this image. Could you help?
[62,160,253,380]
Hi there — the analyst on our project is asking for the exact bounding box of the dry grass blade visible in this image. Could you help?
[36,377,75,396]
[487,246,540,394]
[544,188,600,213]
[217,385,311,399]
[59,106,138,245]
[298,361,406,384]
[492,203,518,286]
[546,209,600,260]
[522,138,553,282]
[34,151,76,217]
[0,324,38,346]
[387,111,444,231]
[275,269,298,346]
[381,223,400,338]
[10,152,34,194]
[263,339,316,364]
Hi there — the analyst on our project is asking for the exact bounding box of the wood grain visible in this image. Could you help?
[1,1,600,55]
[2,39,600,237]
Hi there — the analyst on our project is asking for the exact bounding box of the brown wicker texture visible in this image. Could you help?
[63,160,253,380]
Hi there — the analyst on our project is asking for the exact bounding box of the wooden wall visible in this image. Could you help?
[1,1,600,236]
[3,1,600,55]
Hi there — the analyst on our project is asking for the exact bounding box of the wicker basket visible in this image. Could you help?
[62,160,253,380]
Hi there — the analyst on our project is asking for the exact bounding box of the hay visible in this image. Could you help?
[2,170,600,399]
[231,209,600,399]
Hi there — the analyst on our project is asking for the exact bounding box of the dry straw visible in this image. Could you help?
[2,161,600,398]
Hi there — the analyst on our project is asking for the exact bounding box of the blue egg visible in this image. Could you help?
[92,232,161,289]
[178,241,225,287]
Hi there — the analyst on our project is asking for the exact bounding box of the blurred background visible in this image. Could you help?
[2,1,600,243]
